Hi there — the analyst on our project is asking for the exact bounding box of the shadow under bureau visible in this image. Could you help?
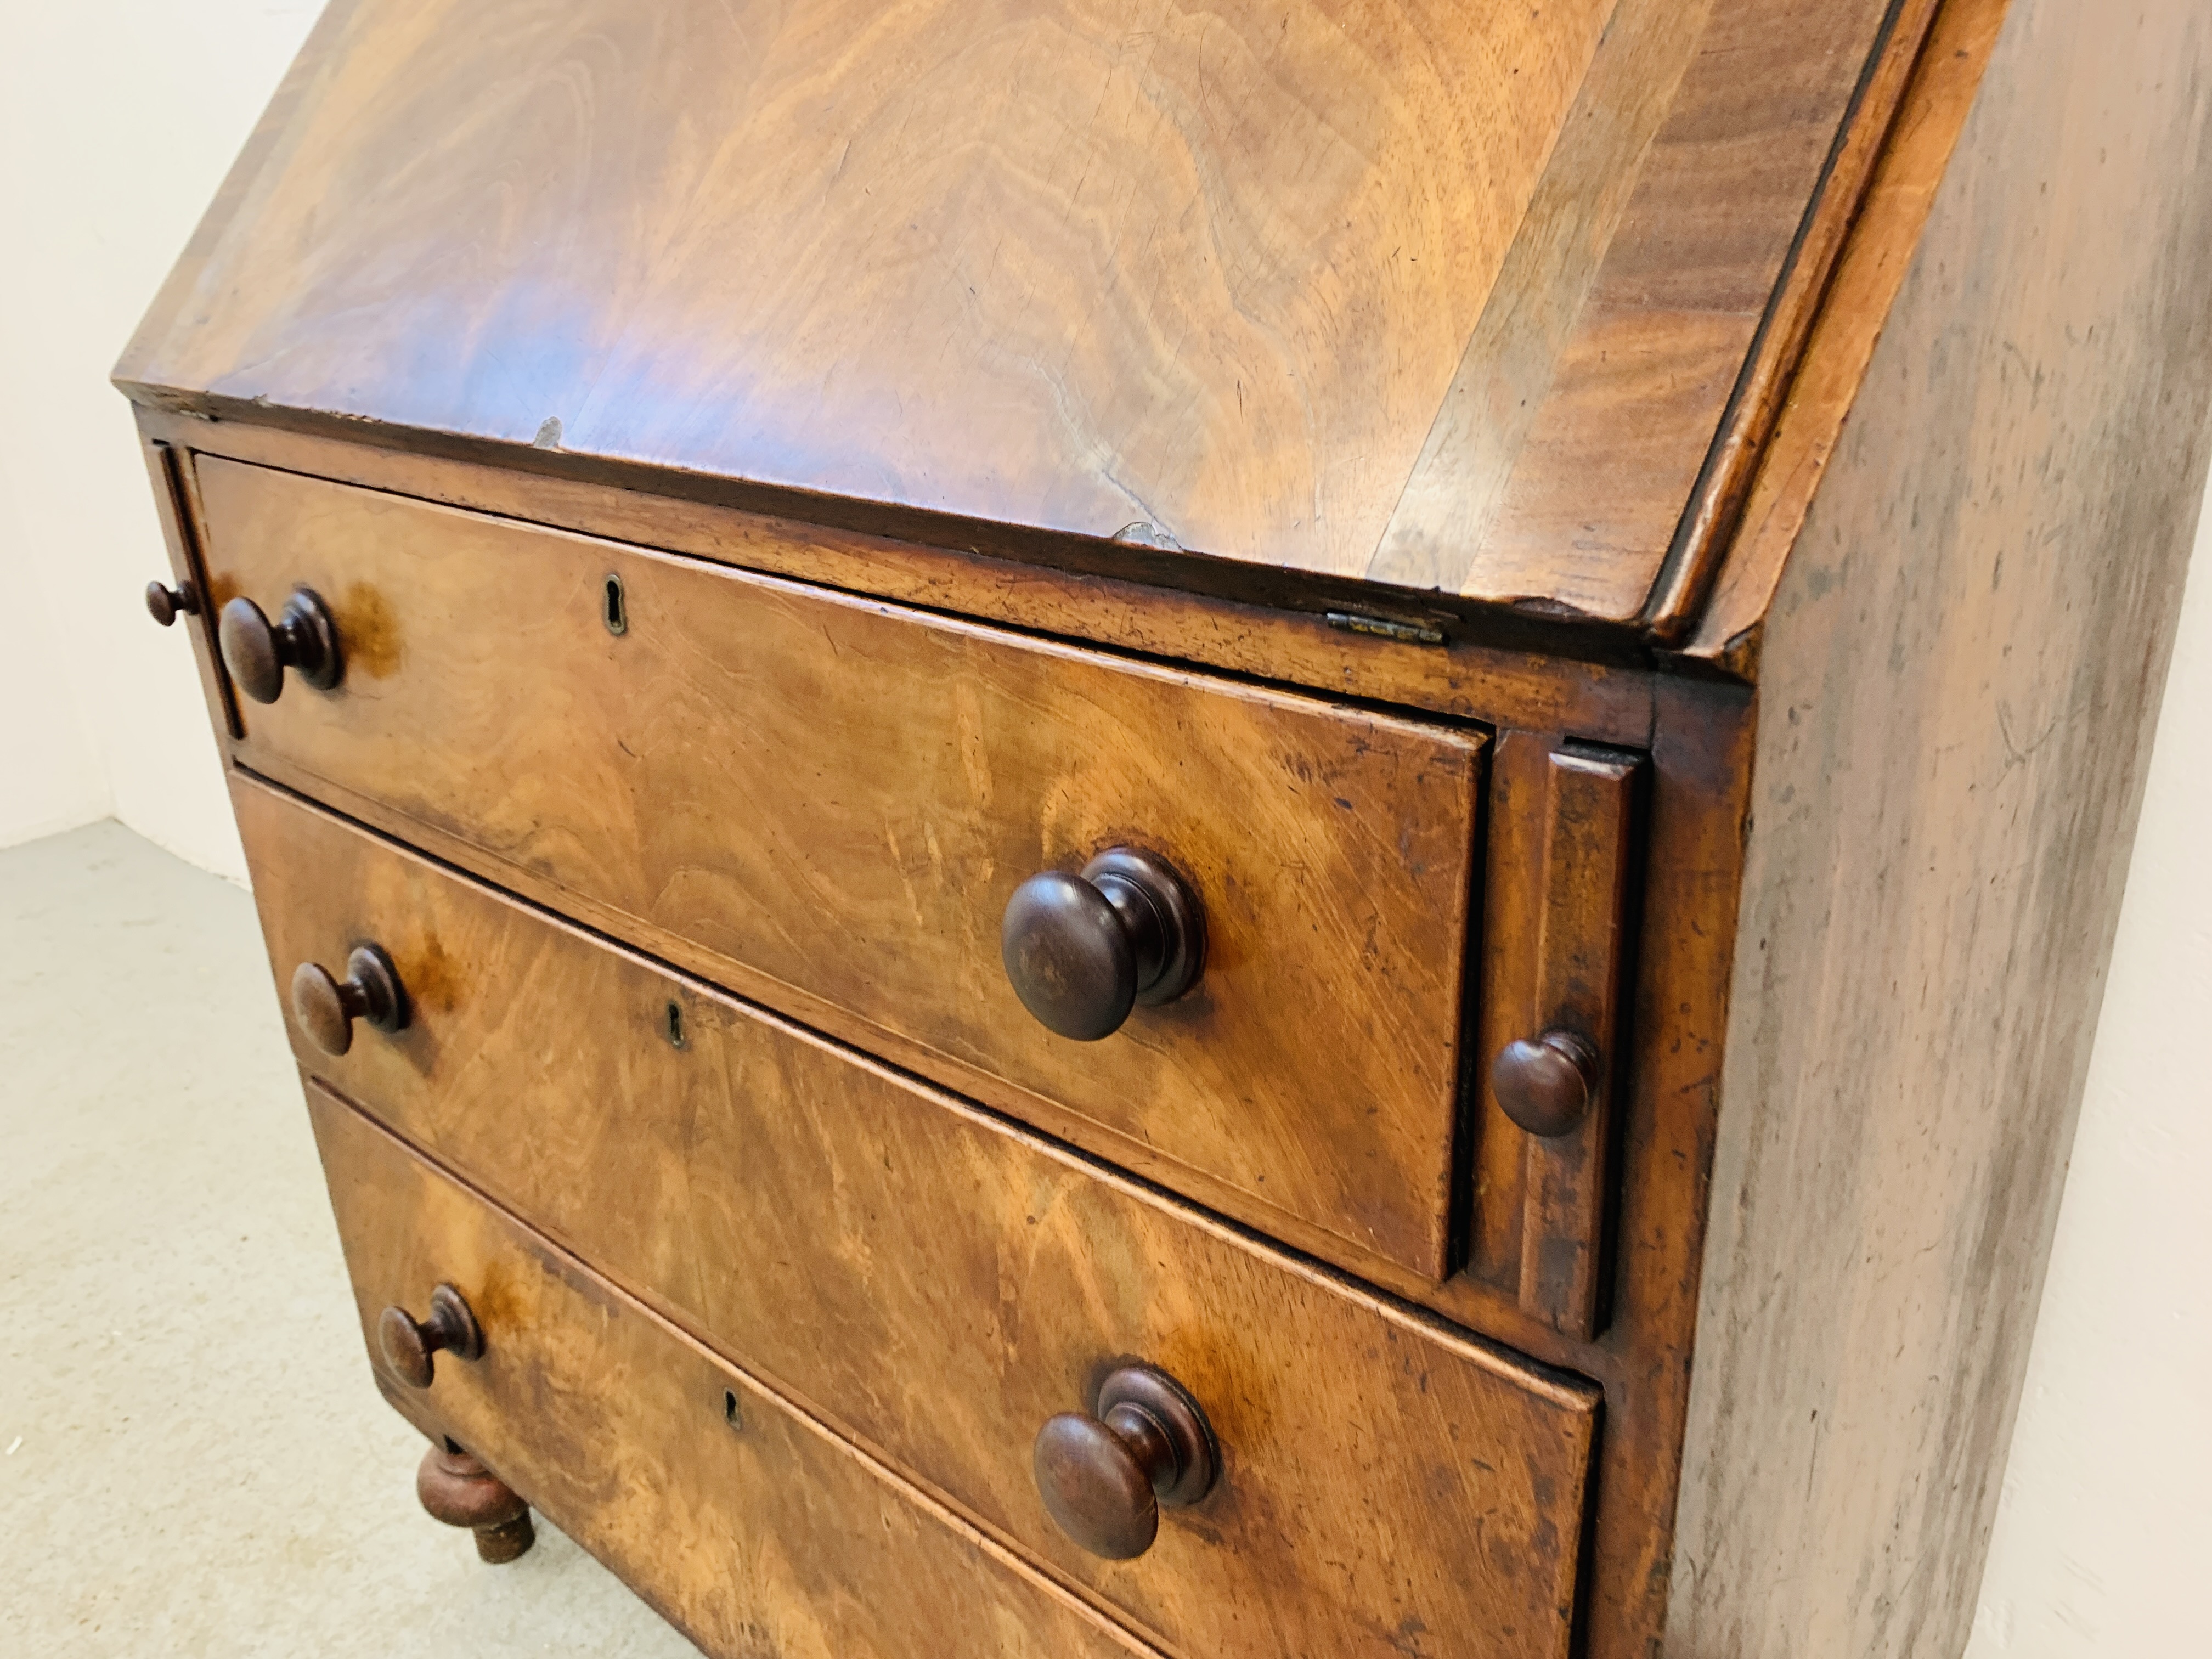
[118,1,2212,1655]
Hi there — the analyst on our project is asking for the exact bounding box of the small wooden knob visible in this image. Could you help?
[379,1284,484,1390]
[218,586,342,703]
[417,1444,535,1564]
[144,580,199,627]
[290,944,407,1057]
[1032,1363,1217,1560]
[1001,848,1203,1041]
[1492,1030,1601,1137]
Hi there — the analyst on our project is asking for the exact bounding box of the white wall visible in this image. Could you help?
[1,2,2208,1649]
[1966,471,2212,1651]
[0,0,320,878]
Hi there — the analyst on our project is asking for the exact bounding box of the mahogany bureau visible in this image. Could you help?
[117,1,2212,1655]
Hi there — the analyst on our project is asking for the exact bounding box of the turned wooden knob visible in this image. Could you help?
[144,580,199,627]
[417,1444,535,1564]
[379,1284,484,1390]
[218,586,342,703]
[1493,1030,1601,1137]
[1032,1363,1217,1560]
[290,944,407,1057]
[1001,848,1203,1041]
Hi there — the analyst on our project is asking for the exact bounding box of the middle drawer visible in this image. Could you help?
[237,776,1596,1659]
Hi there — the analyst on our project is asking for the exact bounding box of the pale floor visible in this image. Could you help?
[0,821,697,1656]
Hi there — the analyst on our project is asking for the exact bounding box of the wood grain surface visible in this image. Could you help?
[309,1085,1164,1659]
[139,294,1764,1659]
[199,457,1484,1280]
[137,438,241,740]
[115,0,2212,1652]
[118,0,1905,624]
[1667,0,2212,1650]
[137,444,1758,1659]
[144,407,1670,731]
[1508,746,1640,1340]
[119,0,1613,585]
[1376,0,1917,621]
[1639,0,1950,639]
[1688,0,2011,670]
[250,780,1600,1659]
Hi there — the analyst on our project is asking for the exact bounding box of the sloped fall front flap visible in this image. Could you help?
[120,0,1904,626]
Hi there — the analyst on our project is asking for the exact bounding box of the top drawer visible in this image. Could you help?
[194,458,1485,1279]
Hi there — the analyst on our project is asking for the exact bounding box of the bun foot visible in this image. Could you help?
[416,1442,537,1564]
[468,1511,535,1565]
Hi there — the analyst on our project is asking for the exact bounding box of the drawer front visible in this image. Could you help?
[308,1085,1158,1659]
[242,779,1596,1659]
[200,456,1483,1280]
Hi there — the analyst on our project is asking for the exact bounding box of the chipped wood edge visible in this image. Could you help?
[1369,0,1720,595]
[1677,0,2013,670]
[1641,0,1955,642]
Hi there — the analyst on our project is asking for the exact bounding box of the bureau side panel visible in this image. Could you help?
[1667,0,2212,1652]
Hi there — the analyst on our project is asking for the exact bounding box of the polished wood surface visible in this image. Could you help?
[1468,737,1640,1340]
[1374,0,1924,621]
[1668,0,2212,1650]
[1519,678,1756,1659]
[117,0,1908,624]
[1689,0,2011,672]
[142,388,1773,1659]
[1636,0,1950,639]
[117,0,2212,1650]
[1514,749,1638,1339]
[126,429,1757,1659]
[310,1086,1164,1659]
[201,458,1486,1280]
[142,403,1668,724]
[243,778,1600,1659]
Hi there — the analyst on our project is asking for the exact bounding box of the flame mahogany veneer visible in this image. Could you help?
[120,0,2212,1652]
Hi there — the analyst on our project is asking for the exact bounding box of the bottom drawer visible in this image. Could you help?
[307,1082,1156,1659]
